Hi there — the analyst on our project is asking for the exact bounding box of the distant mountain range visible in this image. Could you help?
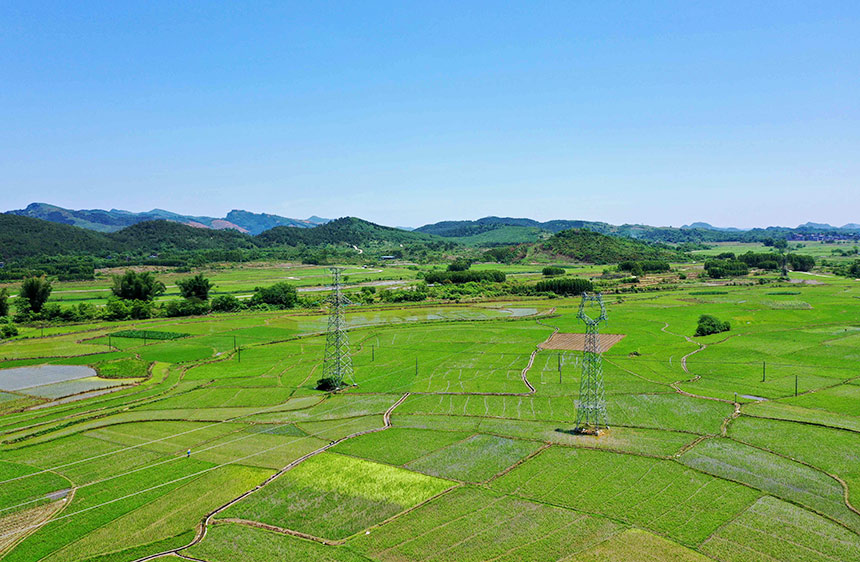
[5,203,329,235]
[415,216,860,246]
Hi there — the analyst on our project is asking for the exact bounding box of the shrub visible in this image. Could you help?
[211,294,244,312]
[251,282,298,309]
[164,297,210,317]
[534,277,594,296]
[695,314,731,337]
[0,288,8,317]
[316,377,340,391]
[0,324,18,339]
[542,266,565,276]
[447,259,472,272]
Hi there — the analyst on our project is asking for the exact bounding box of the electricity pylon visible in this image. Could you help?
[322,267,354,388]
[575,292,609,433]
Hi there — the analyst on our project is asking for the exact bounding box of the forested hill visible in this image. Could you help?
[538,229,684,263]
[257,217,441,247]
[0,215,116,260]
[0,215,445,261]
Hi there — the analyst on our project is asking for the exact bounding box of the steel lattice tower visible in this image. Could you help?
[575,292,609,433]
[322,267,354,388]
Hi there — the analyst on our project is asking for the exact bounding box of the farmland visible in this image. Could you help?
[0,272,859,561]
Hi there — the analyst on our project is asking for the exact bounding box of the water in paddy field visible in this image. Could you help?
[0,364,98,392]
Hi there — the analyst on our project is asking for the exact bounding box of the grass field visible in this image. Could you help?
[0,271,859,560]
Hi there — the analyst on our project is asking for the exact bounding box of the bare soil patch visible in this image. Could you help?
[539,333,626,352]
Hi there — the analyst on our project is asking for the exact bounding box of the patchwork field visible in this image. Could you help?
[0,278,859,561]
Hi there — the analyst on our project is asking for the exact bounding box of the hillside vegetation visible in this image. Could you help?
[533,229,684,264]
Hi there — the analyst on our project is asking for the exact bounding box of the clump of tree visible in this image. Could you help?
[447,259,472,272]
[542,266,566,276]
[177,274,213,300]
[111,271,166,301]
[619,260,670,274]
[18,276,53,314]
[695,314,731,337]
[424,270,505,284]
[703,259,749,279]
[251,282,298,308]
[534,277,594,295]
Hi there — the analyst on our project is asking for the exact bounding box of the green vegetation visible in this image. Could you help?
[110,270,165,301]
[423,269,505,284]
[18,276,53,313]
[534,277,593,295]
[538,229,683,263]
[221,453,453,540]
[695,314,731,337]
[109,330,189,340]
[405,434,543,483]
[542,266,565,276]
[250,281,298,308]
[176,273,213,300]
[492,447,760,546]
[1,270,859,560]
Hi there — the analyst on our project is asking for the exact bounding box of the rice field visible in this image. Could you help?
[0,278,859,560]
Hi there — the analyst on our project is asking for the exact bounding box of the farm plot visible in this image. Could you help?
[349,322,554,394]
[21,377,138,400]
[43,464,270,562]
[392,414,697,457]
[185,522,370,562]
[539,332,625,351]
[571,528,713,562]
[1,458,219,562]
[699,496,860,562]
[0,461,70,518]
[351,486,622,562]
[219,452,454,540]
[491,447,760,546]
[679,437,860,532]
[729,416,860,507]
[331,428,473,466]
[405,434,543,483]
[0,365,99,391]
[137,386,295,409]
[778,383,860,417]
[742,400,860,433]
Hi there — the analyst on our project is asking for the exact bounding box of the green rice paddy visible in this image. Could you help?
[0,274,859,560]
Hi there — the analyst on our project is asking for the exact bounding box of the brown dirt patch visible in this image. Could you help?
[539,333,626,352]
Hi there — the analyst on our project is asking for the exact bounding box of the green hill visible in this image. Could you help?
[257,217,441,248]
[532,229,684,264]
[0,214,116,260]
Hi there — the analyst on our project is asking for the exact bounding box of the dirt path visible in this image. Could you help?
[132,392,411,562]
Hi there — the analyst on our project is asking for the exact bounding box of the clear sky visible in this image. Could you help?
[1,2,858,228]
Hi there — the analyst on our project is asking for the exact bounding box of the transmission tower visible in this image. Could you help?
[575,292,609,433]
[322,267,354,388]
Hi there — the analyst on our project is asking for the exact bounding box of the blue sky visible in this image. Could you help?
[1,2,858,228]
